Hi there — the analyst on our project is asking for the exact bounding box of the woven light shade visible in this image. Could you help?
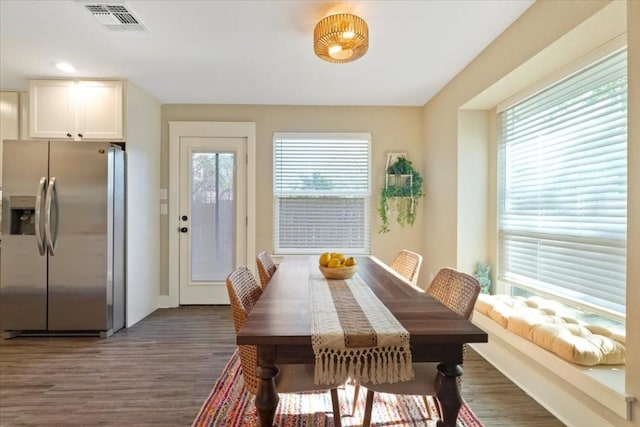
[314,13,368,63]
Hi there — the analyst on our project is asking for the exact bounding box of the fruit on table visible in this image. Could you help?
[319,253,332,267]
[328,258,342,268]
[332,253,346,263]
[319,252,356,268]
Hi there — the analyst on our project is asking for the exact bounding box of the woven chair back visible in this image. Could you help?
[256,251,277,289]
[426,267,481,390]
[390,250,423,286]
[226,267,263,395]
[426,268,480,320]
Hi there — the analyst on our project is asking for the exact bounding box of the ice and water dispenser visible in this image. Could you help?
[8,196,37,235]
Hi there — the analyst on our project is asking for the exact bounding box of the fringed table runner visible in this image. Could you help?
[309,258,414,386]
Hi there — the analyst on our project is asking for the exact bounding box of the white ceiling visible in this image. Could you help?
[0,0,534,106]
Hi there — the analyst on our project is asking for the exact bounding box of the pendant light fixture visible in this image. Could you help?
[314,13,369,63]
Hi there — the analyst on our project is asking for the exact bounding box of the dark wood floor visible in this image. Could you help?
[0,306,565,426]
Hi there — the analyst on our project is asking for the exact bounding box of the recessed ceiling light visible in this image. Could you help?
[55,62,76,73]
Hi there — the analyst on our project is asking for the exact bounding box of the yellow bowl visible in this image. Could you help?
[319,264,358,280]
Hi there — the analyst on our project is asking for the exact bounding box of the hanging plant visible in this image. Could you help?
[378,157,424,233]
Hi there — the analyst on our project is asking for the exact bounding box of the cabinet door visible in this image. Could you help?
[29,80,75,139]
[76,80,124,140]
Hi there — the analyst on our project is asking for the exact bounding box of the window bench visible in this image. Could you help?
[472,308,634,426]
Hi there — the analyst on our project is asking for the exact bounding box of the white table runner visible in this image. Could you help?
[309,258,414,385]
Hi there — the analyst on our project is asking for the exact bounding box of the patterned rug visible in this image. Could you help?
[193,350,484,427]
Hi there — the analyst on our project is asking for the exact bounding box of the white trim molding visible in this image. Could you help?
[166,121,256,307]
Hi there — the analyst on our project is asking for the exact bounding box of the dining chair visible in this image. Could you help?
[256,251,277,289]
[390,249,423,286]
[358,267,481,426]
[225,267,342,426]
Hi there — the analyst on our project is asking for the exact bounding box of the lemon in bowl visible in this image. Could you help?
[319,252,332,267]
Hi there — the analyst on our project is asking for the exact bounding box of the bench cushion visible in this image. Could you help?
[475,294,625,366]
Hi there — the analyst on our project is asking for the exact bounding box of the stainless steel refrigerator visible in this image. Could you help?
[0,140,125,338]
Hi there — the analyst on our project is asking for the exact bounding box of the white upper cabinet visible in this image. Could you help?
[76,80,124,140]
[29,80,124,140]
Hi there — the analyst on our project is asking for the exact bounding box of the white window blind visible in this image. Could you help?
[498,48,627,317]
[273,133,371,254]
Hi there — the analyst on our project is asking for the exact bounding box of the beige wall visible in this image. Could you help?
[456,110,490,279]
[422,0,637,424]
[160,105,425,294]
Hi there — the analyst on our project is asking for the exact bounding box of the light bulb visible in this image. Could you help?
[328,45,353,60]
[328,45,343,56]
[342,31,355,39]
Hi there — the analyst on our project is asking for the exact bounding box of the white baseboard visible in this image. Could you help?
[157,294,178,308]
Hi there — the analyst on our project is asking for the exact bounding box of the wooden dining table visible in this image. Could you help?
[237,255,488,427]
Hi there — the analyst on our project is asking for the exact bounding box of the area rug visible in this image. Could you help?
[193,350,484,427]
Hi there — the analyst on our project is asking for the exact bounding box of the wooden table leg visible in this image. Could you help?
[255,345,279,427]
[435,362,463,427]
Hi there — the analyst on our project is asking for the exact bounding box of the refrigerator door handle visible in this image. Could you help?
[45,177,59,255]
[35,177,47,256]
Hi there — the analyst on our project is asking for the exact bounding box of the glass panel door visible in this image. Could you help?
[190,152,235,281]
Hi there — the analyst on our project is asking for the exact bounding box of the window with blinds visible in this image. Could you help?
[273,133,371,254]
[497,48,627,317]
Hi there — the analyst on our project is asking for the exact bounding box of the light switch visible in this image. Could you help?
[160,203,168,215]
[159,189,167,200]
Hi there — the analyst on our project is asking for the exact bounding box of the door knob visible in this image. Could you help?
[77,133,83,138]
[181,215,188,221]
[66,133,72,138]
[180,227,188,233]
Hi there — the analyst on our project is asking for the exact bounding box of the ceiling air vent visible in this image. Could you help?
[83,3,148,31]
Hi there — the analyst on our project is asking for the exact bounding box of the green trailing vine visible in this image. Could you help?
[378,157,424,233]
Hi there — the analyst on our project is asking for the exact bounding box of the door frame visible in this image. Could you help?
[165,122,256,307]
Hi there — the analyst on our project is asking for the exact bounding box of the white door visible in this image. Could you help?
[179,137,247,304]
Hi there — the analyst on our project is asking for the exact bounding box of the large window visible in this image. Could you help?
[497,47,627,319]
[273,132,371,254]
